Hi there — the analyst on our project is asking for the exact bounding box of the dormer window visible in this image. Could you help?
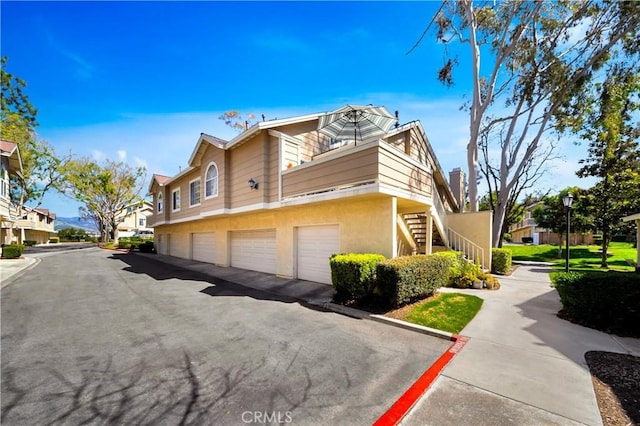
[157,193,164,213]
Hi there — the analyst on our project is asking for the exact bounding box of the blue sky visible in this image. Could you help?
[2,1,592,217]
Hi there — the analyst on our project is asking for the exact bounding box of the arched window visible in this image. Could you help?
[157,192,164,212]
[205,163,218,198]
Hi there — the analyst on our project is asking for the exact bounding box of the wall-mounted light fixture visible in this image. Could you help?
[248,178,259,190]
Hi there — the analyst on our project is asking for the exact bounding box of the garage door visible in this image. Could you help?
[230,230,276,274]
[169,233,188,259]
[192,232,216,263]
[297,225,340,284]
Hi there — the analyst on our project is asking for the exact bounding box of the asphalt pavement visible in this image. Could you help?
[3,248,640,425]
[1,247,450,425]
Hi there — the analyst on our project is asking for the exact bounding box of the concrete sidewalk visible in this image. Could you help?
[1,257,38,288]
[401,263,640,426]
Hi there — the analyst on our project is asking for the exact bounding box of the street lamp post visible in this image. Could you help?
[563,194,574,273]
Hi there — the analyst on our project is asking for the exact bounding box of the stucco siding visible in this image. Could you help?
[447,210,493,270]
[155,196,396,278]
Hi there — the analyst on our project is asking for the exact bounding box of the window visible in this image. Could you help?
[157,193,164,213]
[205,163,218,198]
[189,179,201,206]
[0,167,8,199]
[139,218,146,227]
[172,189,181,211]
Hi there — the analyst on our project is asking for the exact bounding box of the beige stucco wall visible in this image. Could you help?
[154,195,396,278]
[447,210,493,270]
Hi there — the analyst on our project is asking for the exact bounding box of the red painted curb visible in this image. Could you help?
[372,334,469,426]
[99,246,130,253]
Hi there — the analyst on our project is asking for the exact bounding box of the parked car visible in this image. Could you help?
[133,230,154,239]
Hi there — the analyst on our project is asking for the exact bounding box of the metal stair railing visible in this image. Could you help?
[447,227,485,270]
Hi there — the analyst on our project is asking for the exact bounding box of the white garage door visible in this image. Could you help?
[192,232,216,263]
[157,234,167,255]
[230,230,276,274]
[297,225,340,284]
[169,233,188,259]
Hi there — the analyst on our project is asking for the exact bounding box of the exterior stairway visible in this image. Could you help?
[399,208,486,270]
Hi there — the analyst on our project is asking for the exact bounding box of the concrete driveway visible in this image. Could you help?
[1,247,450,425]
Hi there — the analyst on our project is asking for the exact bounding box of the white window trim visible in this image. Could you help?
[157,192,164,213]
[189,178,201,207]
[204,162,219,200]
[172,188,181,212]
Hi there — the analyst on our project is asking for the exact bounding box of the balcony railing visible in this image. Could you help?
[281,140,433,200]
[14,219,54,232]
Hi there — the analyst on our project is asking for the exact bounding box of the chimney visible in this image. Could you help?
[449,168,467,212]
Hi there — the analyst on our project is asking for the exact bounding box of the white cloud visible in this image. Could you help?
[117,150,127,161]
[91,150,105,162]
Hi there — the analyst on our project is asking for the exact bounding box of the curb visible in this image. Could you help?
[373,334,469,426]
[130,251,467,425]
[1,257,40,289]
[99,246,131,253]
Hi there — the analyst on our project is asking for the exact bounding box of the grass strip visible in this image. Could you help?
[404,293,483,334]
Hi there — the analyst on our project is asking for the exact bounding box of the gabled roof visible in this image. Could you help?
[187,133,229,167]
[169,111,324,186]
[386,121,459,211]
[147,173,172,193]
[23,206,57,220]
[0,139,23,173]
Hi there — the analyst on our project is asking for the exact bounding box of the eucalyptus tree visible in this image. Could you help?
[576,65,640,267]
[1,56,69,208]
[419,1,640,246]
[62,159,146,243]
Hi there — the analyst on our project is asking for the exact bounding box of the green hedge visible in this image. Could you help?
[431,251,464,286]
[330,253,386,302]
[2,244,24,259]
[551,271,640,336]
[492,248,512,275]
[376,254,449,307]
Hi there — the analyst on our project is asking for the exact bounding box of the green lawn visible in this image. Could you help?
[507,242,637,272]
[404,293,483,334]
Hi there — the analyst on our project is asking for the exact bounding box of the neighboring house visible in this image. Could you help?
[1,140,23,245]
[509,203,593,245]
[14,207,57,244]
[116,201,154,237]
[1,140,59,246]
[148,106,492,284]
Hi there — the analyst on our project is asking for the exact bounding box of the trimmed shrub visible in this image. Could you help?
[2,244,24,259]
[23,240,37,247]
[330,253,386,302]
[376,254,449,307]
[431,251,465,287]
[492,248,512,275]
[551,271,640,336]
[479,271,500,290]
